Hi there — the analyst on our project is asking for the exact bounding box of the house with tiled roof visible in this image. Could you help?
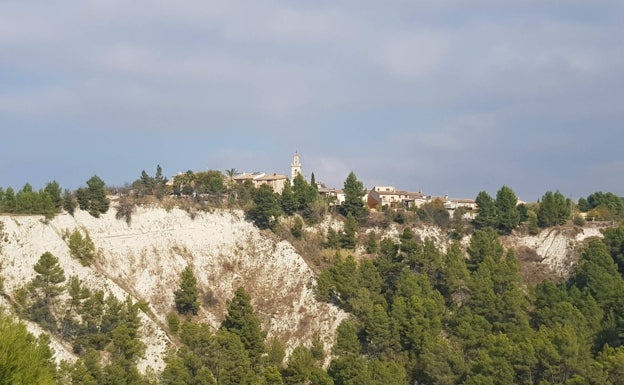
[426,195,477,210]
[256,173,288,194]
[367,186,427,209]
[318,186,346,205]
[233,172,288,194]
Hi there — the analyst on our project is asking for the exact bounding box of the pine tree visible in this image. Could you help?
[62,189,77,216]
[365,232,378,254]
[474,191,498,229]
[208,330,256,385]
[333,320,361,356]
[325,228,340,249]
[174,266,200,315]
[27,252,66,329]
[339,213,357,250]
[467,228,504,270]
[440,243,470,305]
[291,216,304,239]
[340,171,367,219]
[44,181,63,211]
[280,182,297,216]
[495,185,520,234]
[292,174,317,212]
[76,175,110,217]
[68,229,97,266]
[0,313,57,385]
[221,287,266,370]
[154,164,168,199]
[282,346,332,385]
[247,184,282,230]
[538,191,571,227]
[3,187,16,212]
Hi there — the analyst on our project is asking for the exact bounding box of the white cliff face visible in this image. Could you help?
[512,226,604,277]
[0,206,347,373]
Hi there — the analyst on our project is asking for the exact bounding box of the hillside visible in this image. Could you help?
[0,205,348,373]
[0,202,611,379]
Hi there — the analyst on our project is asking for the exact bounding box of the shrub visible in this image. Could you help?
[115,198,135,225]
[573,214,586,227]
[167,311,180,334]
[68,229,97,266]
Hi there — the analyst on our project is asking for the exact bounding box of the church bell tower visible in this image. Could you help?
[291,152,302,181]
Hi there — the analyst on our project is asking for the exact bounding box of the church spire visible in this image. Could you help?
[291,152,302,181]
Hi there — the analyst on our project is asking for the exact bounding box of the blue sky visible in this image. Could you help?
[1,1,623,201]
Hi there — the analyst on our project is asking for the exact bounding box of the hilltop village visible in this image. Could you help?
[184,152,477,213]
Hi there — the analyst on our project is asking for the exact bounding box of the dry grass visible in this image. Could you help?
[515,245,563,286]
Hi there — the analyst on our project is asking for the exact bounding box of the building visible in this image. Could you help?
[367,186,426,209]
[233,172,288,194]
[318,187,346,205]
[445,198,477,210]
[255,173,288,194]
[291,152,302,181]
[424,195,475,210]
[233,172,266,184]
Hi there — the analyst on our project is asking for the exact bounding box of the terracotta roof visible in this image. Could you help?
[233,172,265,180]
[256,174,287,181]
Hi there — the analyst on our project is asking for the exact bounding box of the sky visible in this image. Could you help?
[1,1,623,202]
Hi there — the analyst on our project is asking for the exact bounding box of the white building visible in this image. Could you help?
[368,186,427,209]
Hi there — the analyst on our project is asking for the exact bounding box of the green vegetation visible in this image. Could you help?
[221,287,266,370]
[171,169,225,197]
[578,191,624,221]
[474,186,520,234]
[63,189,78,216]
[133,165,169,199]
[76,176,110,218]
[174,266,200,316]
[247,184,282,230]
[19,252,67,330]
[314,220,624,384]
[67,229,98,266]
[417,198,451,228]
[340,172,367,220]
[537,191,571,227]
[0,181,63,218]
[474,190,498,229]
[474,186,578,234]
[162,287,328,385]
[0,312,57,385]
[6,166,624,385]
[7,249,154,385]
[496,185,520,234]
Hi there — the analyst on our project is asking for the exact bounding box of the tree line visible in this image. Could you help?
[315,225,624,384]
[2,164,622,238]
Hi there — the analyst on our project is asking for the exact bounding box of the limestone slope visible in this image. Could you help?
[0,206,347,372]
